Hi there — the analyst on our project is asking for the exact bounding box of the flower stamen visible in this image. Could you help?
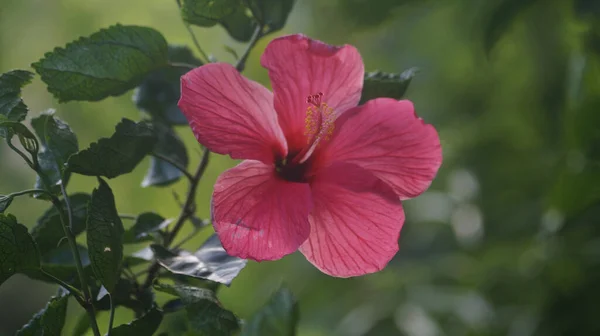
[293,92,335,164]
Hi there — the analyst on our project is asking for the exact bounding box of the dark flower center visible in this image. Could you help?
[275,151,310,183]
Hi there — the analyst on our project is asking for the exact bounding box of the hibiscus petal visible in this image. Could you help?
[260,34,364,151]
[315,98,442,199]
[179,63,287,164]
[300,163,404,277]
[212,160,313,261]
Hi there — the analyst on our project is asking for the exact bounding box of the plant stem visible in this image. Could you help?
[151,152,194,181]
[0,188,51,200]
[174,0,211,63]
[236,25,264,72]
[169,62,198,70]
[107,294,116,336]
[33,163,101,336]
[6,139,34,168]
[142,148,210,289]
[41,269,85,304]
[119,213,137,220]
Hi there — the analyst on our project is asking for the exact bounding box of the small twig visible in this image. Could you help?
[41,269,85,305]
[107,294,116,336]
[151,152,194,181]
[169,62,198,70]
[236,25,264,72]
[0,188,51,201]
[174,0,211,63]
[172,227,201,249]
[142,148,210,289]
[6,139,34,168]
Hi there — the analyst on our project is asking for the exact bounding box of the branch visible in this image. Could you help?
[236,25,264,72]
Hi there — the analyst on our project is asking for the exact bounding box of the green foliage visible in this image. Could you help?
[0,70,34,124]
[86,178,124,293]
[245,0,295,34]
[181,0,258,42]
[123,212,169,243]
[151,233,247,286]
[133,45,202,125]
[16,293,69,336]
[0,196,12,213]
[33,24,169,102]
[241,287,298,336]
[0,120,38,154]
[143,123,189,187]
[0,214,40,286]
[37,244,91,286]
[483,0,541,53]
[155,282,240,335]
[31,193,90,255]
[31,111,78,197]
[360,68,418,104]
[110,305,164,336]
[68,119,156,178]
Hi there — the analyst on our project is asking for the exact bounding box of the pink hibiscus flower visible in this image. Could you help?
[178,34,442,277]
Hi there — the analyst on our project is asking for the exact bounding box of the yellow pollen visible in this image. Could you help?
[293,92,336,164]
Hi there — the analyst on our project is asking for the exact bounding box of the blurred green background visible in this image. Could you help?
[1,0,600,335]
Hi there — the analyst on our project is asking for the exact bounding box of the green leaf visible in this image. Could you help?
[133,45,202,125]
[31,193,90,255]
[154,282,239,335]
[31,110,78,198]
[36,244,92,287]
[360,68,418,104]
[0,214,41,286]
[110,305,164,336]
[0,70,34,123]
[241,287,298,336]
[246,0,295,34]
[181,0,240,24]
[123,212,170,244]
[0,195,13,213]
[87,178,124,292]
[181,0,257,42]
[143,124,189,187]
[220,6,258,42]
[31,110,78,171]
[68,119,157,178]
[16,293,69,336]
[95,278,155,313]
[0,120,38,154]
[151,233,247,286]
[32,24,169,102]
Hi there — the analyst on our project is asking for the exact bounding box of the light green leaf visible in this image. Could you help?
[360,68,418,104]
[246,0,295,34]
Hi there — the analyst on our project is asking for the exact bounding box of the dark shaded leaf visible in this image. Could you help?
[16,293,69,336]
[133,45,202,125]
[31,110,78,196]
[152,234,247,286]
[0,70,34,124]
[143,124,189,187]
[241,287,298,336]
[95,278,155,314]
[86,178,124,292]
[181,0,240,24]
[32,24,168,102]
[483,0,540,53]
[0,196,13,213]
[163,298,185,313]
[0,214,40,286]
[360,68,418,104]
[34,244,92,286]
[246,0,295,34]
[220,6,258,42]
[154,282,239,335]
[68,119,157,178]
[0,120,38,153]
[111,305,164,336]
[31,193,90,255]
[124,212,170,243]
